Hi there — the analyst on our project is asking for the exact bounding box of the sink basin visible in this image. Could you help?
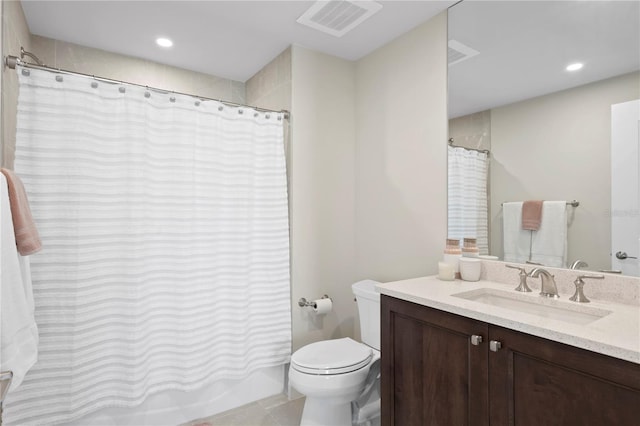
[452,288,612,325]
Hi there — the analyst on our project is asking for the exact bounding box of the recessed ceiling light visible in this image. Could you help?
[156,38,173,48]
[566,62,583,71]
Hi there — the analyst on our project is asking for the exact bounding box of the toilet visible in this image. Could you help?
[289,280,381,426]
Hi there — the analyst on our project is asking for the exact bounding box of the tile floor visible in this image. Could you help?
[181,393,305,426]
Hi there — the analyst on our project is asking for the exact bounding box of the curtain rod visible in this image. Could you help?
[448,138,490,154]
[5,52,290,120]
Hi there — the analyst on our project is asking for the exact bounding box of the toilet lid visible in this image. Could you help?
[291,337,373,375]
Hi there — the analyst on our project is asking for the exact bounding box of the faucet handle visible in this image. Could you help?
[505,264,532,292]
[506,264,524,271]
[569,274,605,303]
[570,260,589,270]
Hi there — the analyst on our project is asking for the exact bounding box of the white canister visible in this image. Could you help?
[438,261,456,281]
[443,253,462,273]
[459,257,482,282]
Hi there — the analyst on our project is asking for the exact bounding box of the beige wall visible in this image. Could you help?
[1,0,31,168]
[449,110,491,151]
[355,11,448,282]
[490,71,640,271]
[290,46,357,351]
[253,12,449,351]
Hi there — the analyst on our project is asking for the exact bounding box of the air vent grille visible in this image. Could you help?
[448,40,480,66]
[448,47,467,64]
[297,1,382,37]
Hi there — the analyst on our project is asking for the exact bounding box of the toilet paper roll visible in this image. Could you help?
[312,298,332,315]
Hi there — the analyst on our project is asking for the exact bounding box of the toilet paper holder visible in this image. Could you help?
[298,294,331,308]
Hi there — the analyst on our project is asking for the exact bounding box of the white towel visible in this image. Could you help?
[530,201,568,268]
[1,174,39,392]
[502,202,532,264]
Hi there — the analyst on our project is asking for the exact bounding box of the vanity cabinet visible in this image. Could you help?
[381,295,640,425]
[380,295,489,425]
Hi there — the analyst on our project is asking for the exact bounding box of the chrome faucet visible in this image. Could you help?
[569,260,589,270]
[528,267,559,298]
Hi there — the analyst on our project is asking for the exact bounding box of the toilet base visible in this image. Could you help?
[300,396,352,426]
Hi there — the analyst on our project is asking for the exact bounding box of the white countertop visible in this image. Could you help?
[376,276,640,364]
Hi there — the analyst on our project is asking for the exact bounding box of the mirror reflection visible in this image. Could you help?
[447,1,640,276]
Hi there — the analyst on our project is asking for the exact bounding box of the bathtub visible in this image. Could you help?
[65,365,286,426]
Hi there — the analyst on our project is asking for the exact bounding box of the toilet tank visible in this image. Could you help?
[352,280,381,351]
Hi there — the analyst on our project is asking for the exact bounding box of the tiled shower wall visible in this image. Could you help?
[245,46,292,184]
[28,35,246,103]
[448,109,491,151]
[1,0,32,168]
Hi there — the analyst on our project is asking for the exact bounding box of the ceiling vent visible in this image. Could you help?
[297,1,383,37]
[448,40,480,66]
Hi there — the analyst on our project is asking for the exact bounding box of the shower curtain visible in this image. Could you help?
[4,66,291,425]
[447,145,489,254]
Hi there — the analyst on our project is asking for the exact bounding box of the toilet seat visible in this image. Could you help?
[291,337,373,375]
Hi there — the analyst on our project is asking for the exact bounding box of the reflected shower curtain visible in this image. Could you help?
[5,66,291,425]
[447,146,489,254]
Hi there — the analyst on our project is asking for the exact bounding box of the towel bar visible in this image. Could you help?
[501,200,579,207]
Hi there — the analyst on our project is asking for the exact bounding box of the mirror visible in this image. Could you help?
[447,1,640,276]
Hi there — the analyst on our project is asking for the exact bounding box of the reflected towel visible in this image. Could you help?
[0,168,41,255]
[530,201,567,268]
[1,173,39,392]
[502,202,531,263]
[522,200,543,231]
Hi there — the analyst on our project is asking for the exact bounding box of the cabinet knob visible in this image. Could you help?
[489,340,502,352]
[470,335,483,346]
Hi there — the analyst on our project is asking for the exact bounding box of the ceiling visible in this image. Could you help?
[20,0,455,83]
[448,1,640,118]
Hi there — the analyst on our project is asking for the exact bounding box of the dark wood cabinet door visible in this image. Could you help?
[381,296,489,426]
[489,325,640,426]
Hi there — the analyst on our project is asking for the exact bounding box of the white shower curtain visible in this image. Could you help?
[5,66,291,425]
[447,146,489,254]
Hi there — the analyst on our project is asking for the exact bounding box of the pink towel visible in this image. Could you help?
[0,168,42,255]
[522,200,544,231]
